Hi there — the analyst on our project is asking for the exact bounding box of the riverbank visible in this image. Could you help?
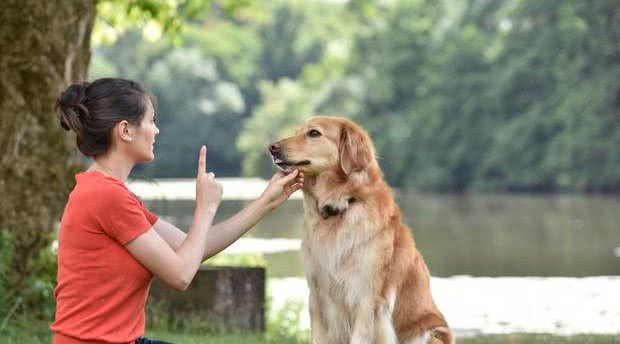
[269,276,620,336]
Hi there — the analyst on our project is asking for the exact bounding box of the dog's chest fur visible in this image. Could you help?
[301,192,385,326]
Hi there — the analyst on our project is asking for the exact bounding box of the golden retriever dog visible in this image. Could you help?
[269,116,454,344]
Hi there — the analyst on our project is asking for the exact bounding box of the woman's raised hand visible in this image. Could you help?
[196,145,223,214]
[259,170,304,211]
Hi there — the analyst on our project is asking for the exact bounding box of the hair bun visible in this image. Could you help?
[56,82,90,132]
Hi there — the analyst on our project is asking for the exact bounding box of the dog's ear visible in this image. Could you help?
[339,125,372,175]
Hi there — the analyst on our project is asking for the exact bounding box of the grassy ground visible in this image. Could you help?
[3,318,619,343]
[459,334,620,344]
[146,332,620,344]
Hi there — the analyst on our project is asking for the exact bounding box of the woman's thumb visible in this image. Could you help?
[279,169,299,183]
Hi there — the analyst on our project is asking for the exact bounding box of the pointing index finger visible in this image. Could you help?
[198,145,207,174]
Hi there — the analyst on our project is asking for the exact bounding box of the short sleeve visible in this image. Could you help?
[96,185,156,245]
[140,202,159,225]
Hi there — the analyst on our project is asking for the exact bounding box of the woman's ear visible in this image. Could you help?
[116,120,133,143]
[339,125,372,175]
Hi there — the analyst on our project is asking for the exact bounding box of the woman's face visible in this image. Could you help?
[130,100,160,163]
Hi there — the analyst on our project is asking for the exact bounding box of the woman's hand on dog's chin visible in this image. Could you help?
[259,169,304,211]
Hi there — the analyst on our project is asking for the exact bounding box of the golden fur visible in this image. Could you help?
[270,116,454,344]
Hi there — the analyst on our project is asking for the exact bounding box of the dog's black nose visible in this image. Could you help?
[269,143,281,154]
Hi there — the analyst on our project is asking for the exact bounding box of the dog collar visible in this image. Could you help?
[320,197,356,219]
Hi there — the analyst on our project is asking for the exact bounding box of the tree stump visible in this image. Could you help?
[147,265,266,333]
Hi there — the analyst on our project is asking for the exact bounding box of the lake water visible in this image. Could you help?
[141,189,620,335]
[146,193,620,278]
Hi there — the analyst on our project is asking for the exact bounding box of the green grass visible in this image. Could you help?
[146,330,302,343]
[3,317,619,344]
[459,334,620,343]
[145,332,620,344]
[2,317,51,344]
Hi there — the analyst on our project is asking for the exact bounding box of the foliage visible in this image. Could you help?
[237,79,316,178]
[343,0,620,191]
[0,231,57,325]
[21,241,58,319]
[89,0,620,191]
[475,0,620,192]
[265,300,308,343]
[0,231,14,316]
[90,1,334,178]
[256,4,324,82]
[236,1,358,178]
[143,46,246,177]
[93,0,251,43]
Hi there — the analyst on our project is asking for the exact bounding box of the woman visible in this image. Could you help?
[50,78,303,344]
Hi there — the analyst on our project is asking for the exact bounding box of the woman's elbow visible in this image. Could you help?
[169,278,190,292]
[178,271,196,291]
[174,283,190,292]
[164,273,192,292]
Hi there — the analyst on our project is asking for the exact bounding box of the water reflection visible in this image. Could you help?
[146,194,620,277]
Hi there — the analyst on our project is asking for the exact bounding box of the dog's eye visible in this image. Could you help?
[307,129,322,138]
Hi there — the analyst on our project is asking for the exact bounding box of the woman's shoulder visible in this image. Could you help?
[76,170,126,189]
[73,171,135,203]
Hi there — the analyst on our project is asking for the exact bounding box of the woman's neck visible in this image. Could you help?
[88,153,134,182]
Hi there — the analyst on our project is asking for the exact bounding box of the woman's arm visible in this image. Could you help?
[125,211,214,291]
[126,146,222,291]
[153,170,303,260]
[153,197,270,261]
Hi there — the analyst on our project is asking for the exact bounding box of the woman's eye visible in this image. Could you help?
[307,129,322,137]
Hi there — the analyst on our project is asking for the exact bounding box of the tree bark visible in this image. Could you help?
[0,0,96,304]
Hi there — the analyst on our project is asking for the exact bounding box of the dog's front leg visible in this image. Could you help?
[349,301,376,344]
[309,291,330,344]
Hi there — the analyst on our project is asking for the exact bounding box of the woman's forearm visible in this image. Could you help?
[202,197,271,260]
[152,198,271,263]
[132,207,217,292]
[175,207,216,286]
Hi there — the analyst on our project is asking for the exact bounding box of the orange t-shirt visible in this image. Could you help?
[51,171,159,344]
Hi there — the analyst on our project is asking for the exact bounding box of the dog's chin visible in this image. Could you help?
[274,163,294,173]
[271,156,310,173]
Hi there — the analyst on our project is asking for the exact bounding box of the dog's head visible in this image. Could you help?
[269,116,375,176]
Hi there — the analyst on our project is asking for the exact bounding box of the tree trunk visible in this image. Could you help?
[0,0,96,310]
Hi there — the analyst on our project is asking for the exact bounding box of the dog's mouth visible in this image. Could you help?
[271,156,310,171]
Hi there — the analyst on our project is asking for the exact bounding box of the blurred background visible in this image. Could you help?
[92,0,620,193]
[1,0,619,342]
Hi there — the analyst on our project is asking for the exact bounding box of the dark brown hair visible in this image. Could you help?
[56,78,156,157]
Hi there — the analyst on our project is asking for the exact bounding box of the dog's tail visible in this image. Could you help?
[429,326,455,344]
